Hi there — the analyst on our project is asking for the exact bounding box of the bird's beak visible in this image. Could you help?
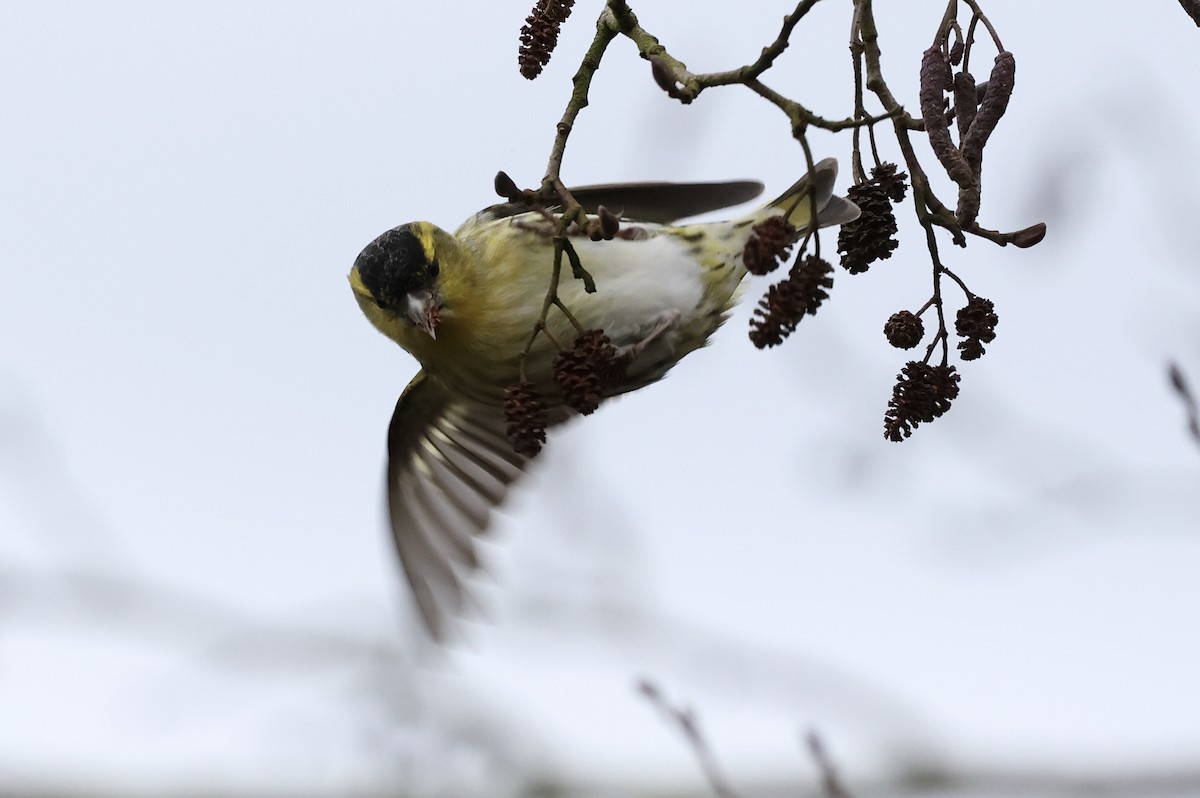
[406,289,441,339]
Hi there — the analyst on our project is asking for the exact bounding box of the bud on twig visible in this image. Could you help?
[1011,222,1046,248]
[650,56,693,103]
[597,206,621,240]
[494,171,526,203]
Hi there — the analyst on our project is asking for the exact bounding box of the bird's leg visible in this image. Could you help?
[613,310,681,363]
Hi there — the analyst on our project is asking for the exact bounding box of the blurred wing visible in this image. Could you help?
[567,180,764,223]
[385,371,527,639]
[481,180,764,225]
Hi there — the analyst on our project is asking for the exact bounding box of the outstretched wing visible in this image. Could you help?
[384,371,528,639]
[481,180,765,225]
[567,180,764,223]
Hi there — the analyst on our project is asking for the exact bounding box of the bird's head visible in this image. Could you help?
[350,222,445,341]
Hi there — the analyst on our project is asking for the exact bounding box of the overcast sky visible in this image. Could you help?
[3,1,1200,795]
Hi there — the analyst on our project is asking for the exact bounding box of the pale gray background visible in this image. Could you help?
[2,1,1199,795]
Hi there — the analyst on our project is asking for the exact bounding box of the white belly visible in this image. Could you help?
[556,234,707,346]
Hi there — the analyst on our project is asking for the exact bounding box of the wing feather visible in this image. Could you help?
[568,180,765,223]
[480,180,765,225]
[385,371,528,639]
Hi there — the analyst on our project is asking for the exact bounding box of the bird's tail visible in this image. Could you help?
[761,158,860,230]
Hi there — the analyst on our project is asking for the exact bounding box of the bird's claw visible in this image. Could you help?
[614,310,682,361]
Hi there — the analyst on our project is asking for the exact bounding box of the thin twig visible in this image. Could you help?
[960,0,1005,50]
[540,7,620,203]
[1168,362,1200,449]
[805,730,855,798]
[506,0,1044,447]
[920,221,951,366]
[638,679,741,798]
[691,0,826,87]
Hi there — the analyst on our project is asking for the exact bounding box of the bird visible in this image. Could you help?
[349,158,859,639]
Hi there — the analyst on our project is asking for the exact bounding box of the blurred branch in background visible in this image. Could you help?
[0,560,545,796]
[0,384,403,669]
[1167,362,1200,450]
[0,564,393,669]
[637,678,863,798]
[806,730,856,798]
[638,679,741,798]
[0,388,533,795]
[634,681,1200,798]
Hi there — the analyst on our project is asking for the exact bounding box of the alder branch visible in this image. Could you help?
[503,0,1044,445]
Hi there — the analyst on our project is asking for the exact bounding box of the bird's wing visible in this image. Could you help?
[567,180,765,223]
[482,180,765,225]
[385,370,527,640]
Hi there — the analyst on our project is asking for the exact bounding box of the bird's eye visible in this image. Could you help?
[428,259,440,278]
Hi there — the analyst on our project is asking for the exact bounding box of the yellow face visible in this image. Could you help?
[348,222,445,354]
